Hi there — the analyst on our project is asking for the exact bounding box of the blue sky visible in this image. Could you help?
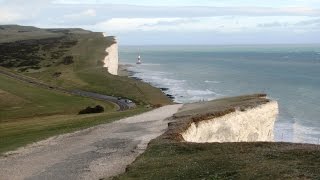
[0,0,319,45]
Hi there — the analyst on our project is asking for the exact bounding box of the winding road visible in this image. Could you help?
[0,69,133,111]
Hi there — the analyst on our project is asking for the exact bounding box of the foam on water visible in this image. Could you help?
[127,65,220,103]
[204,80,221,84]
[120,44,320,144]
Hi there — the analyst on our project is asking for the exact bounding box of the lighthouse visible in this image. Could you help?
[136,54,142,64]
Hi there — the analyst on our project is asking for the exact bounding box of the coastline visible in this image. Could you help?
[115,94,320,179]
[103,38,119,75]
[119,63,176,101]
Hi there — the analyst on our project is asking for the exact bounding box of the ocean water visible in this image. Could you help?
[119,45,320,144]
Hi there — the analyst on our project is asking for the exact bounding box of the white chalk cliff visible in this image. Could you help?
[103,42,119,75]
[181,101,279,143]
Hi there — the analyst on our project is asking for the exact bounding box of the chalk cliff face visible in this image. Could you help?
[104,42,119,75]
[181,101,279,143]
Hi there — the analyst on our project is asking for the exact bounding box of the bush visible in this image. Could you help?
[78,105,104,114]
[62,56,74,65]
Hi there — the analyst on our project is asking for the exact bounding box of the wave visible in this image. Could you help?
[129,69,219,103]
[140,63,161,66]
[187,89,216,96]
[204,80,221,84]
[292,121,320,144]
[122,62,161,66]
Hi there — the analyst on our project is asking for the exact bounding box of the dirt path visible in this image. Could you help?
[0,104,182,180]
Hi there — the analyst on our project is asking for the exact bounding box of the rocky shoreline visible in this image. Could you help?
[119,64,176,101]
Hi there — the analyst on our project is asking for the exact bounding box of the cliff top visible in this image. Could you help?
[175,93,269,119]
[0,25,91,43]
[116,95,320,180]
[164,94,271,141]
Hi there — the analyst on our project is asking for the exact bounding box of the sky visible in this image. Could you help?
[0,0,320,45]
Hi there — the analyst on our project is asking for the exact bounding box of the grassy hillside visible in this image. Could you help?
[0,25,172,105]
[0,73,148,153]
[0,25,170,153]
[0,74,115,120]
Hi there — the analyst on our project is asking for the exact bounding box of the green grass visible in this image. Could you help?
[0,74,116,120]
[115,95,320,180]
[115,140,320,180]
[0,25,168,154]
[0,107,148,154]
[24,32,172,105]
[0,74,150,154]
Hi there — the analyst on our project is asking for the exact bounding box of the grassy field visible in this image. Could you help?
[0,25,170,153]
[115,140,320,180]
[0,25,64,43]
[0,25,171,105]
[115,95,320,179]
[0,73,146,153]
[0,106,147,154]
[0,74,116,120]
[19,31,172,105]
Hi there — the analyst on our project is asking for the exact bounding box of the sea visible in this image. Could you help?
[119,44,320,144]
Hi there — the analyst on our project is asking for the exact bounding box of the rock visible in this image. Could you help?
[131,77,142,81]
[166,94,175,99]
[160,88,169,91]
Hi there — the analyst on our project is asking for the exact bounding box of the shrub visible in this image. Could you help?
[62,56,74,65]
[78,105,104,114]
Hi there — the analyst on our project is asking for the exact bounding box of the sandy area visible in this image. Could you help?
[0,104,182,180]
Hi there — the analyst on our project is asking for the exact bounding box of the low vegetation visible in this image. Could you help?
[0,74,115,120]
[0,25,170,153]
[0,25,171,105]
[0,107,147,154]
[115,95,320,179]
[115,140,320,180]
[78,105,104,114]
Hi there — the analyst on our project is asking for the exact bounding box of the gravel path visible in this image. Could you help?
[0,104,182,180]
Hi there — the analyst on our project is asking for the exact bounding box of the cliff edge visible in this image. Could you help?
[116,94,320,180]
[103,36,119,75]
[165,94,279,143]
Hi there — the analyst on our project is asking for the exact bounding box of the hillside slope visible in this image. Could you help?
[0,25,172,106]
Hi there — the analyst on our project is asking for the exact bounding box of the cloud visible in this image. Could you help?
[256,17,320,31]
[258,22,285,28]
[64,9,96,19]
[0,8,24,23]
[1,0,320,44]
[51,0,320,8]
[83,9,96,17]
[94,17,239,33]
[94,16,320,34]
[95,18,183,32]
[295,18,320,25]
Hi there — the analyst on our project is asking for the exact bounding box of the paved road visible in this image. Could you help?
[0,69,133,111]
[0,104,182,180]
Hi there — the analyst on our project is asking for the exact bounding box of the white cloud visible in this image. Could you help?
[52,0,320,8]
[95,18,182,32]
[0,8,24,23]
[95,16,320,34]
[64,9,96,19]
[83,9,96,17]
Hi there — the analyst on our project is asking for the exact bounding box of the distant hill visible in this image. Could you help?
[0,24,91,43]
